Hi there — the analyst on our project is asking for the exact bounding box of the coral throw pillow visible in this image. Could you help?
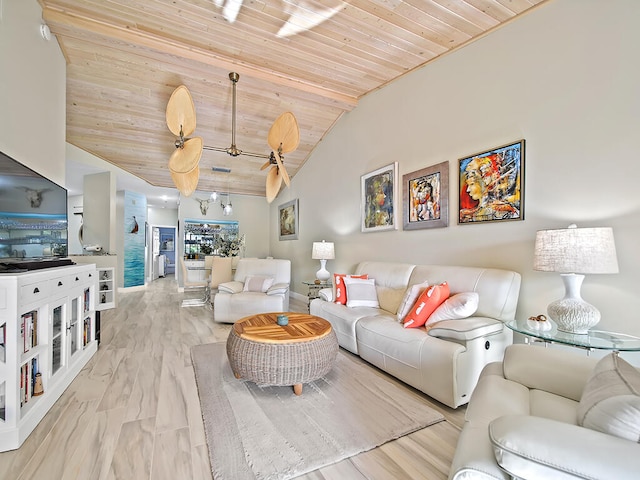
[403,282,450,329]
[397,281,430,322]
[334,273,368,305]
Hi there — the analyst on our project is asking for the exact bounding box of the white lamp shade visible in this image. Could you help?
[534,226,618,274]
[312,241,335,260]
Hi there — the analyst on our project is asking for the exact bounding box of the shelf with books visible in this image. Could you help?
[0,263,98,452]
[19,354,42,415]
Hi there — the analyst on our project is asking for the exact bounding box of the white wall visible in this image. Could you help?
[0,0,66,184]
[271,0,640,338]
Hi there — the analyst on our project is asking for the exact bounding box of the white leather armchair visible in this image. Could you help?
[450,344,640,479]
[213,258,291,323]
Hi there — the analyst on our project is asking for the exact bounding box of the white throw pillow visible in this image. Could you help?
[577,353,640,442]
[243,275,275,293]
[426,292,479,324]
[344,277,379,308]
[396,281,430,322]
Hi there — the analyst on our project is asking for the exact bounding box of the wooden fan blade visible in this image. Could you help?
[168,137,203,173]
[168,137,202,197]
[166,85,197,137]
[268,111,299,154]
[274,152,291,187]
[260,159,271,171]
[266,166,283,203]
[170,165,200,197]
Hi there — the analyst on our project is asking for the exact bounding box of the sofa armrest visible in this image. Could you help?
[318,287,333,302]
[218,281,243,294]
[427,317,503,342]
[266,282,289,295]
[489,415,640,480]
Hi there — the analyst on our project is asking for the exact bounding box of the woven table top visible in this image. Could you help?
[233,312,332,344]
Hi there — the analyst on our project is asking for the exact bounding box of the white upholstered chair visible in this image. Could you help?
[213,258,291,323]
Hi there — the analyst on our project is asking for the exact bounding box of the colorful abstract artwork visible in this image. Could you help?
[458,140,525,224]
[403,161,449,230]
[361,163,398,232]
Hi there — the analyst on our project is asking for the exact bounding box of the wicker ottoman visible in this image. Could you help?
[226,312,339,395]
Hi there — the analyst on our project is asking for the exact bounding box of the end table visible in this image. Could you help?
[302,280,331,312]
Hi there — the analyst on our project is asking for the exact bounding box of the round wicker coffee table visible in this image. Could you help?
[226,312,339,395]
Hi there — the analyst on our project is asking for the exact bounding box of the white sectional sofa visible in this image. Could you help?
[309,261,521,408]
[450,344,640,479]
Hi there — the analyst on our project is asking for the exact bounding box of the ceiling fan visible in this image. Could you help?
[165,72,300,203]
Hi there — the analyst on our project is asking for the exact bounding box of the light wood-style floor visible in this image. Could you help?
[0,276,465,480]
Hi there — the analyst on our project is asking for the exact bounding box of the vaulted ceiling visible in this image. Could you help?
[39,0,547,200]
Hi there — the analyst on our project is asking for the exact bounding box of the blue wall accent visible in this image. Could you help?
[123,191,146,287]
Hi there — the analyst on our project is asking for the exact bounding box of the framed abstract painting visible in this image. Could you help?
[403,161,449,230]
[458,140,525,225]
[361,162,398,232]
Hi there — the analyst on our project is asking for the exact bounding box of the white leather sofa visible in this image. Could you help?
[309,261,521,408]
[450,344,640,479]
[213,258,291,323]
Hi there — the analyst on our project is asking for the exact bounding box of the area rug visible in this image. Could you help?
[191,342,445,480]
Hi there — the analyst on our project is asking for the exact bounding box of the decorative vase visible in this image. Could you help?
[277,314,289,326]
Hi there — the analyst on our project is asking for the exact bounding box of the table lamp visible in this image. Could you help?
[533,224,618,334]
[312,240,335,282]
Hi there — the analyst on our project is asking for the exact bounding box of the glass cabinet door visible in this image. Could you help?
[51,303,64,376]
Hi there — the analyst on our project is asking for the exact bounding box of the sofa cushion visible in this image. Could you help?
[403,282,449,329]
[578,353,640,442]
[427,292,479,324]
[334,273,368,305]
[344,277,379,308]
[243,275,274,292]
[396,281,429,322]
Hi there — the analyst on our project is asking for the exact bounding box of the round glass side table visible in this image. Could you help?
[506,318,640,354]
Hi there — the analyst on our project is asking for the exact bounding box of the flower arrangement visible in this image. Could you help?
[214,233,245,257]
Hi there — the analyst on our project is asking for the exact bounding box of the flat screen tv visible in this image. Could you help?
[0,150,68,260]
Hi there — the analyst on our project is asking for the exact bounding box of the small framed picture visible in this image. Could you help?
[361,162,398,233]
[458,140,525,224]
[403,161,449,230]
[278,198,299,241]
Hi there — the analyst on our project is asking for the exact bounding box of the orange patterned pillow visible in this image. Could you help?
[403,282,450,329]
[334,273,368,305]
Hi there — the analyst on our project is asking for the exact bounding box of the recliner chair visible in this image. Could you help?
[213,258,291,323]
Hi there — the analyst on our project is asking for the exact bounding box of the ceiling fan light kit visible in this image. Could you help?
[166,72,300,202]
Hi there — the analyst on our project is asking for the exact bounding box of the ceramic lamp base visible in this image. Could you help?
[547,273,600,334]
[316,259,330,282]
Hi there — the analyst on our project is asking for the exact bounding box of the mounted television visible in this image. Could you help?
[0,150,68,260]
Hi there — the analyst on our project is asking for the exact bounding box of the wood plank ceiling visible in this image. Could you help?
[38,0,547,199]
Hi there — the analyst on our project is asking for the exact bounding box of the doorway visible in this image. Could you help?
[151,225,177,280]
